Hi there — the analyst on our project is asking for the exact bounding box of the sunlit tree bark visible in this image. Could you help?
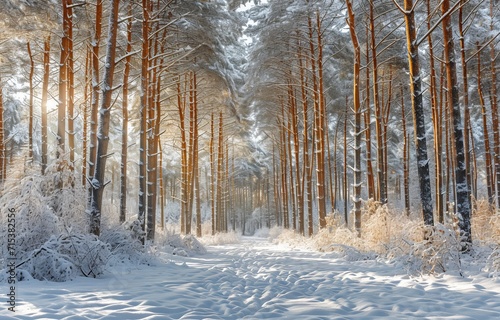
[346,0,362,236]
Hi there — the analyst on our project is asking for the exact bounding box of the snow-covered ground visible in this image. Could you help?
[3,236,500,319]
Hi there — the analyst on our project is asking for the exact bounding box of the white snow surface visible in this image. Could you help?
[3,237,500,319]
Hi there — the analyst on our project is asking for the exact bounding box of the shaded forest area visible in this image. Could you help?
[1,0,500,280]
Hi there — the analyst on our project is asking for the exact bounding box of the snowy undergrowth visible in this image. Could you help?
[268,199,500,277]
[199,230,241,246]
[0,163,208,282]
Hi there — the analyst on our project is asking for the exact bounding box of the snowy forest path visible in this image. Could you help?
[6,236,500,319]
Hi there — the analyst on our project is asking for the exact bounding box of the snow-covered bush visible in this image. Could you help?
[485,247,500,278]
[0,160,107,282]
[156,230,208,256]
[400,224,463,276]
[15,233,111,281]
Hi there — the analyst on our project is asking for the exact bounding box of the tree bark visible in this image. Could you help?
[138,0,150,243]
[400,0,434,226]
[89,0,120,236]
[120,3,133,224]
[346,0,362,236]
[41,36,51,175]
[442,0,472,248]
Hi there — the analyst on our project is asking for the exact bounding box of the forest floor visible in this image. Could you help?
[3,236,500,319]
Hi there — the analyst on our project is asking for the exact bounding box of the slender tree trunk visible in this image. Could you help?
[89,0,102,193]
[297,39,309,235]
[369,0,386,204]
[477,44,494,204]
[27,42,34,162]
[490,0,500,210]
[346,0,362,236]
[442,0,471,248]
[401,0,434,226]
[82,45,90,184]
[138,0,150,242]
[427,0,444,222]
[177,78,187,233]
[120,4,133,224]
[210,113,216,234]
[401,86,410,214]
[364,28,375,200]
[89,0,120,236]
[216,112,224,232]
[315,11,327,227]
[67,0,75,166]
[57,0,69,158]
[459,0,473,200]
[41,37,51,175]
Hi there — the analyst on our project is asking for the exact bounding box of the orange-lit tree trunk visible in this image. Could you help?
[369,0,386,204]
[67,0,75,166]
[314,12,327,228]
[177,77,188,233]
[89,0,120,236]
[346,0,362,236]
[216,112,224,232]
[210,113,216,234]
[426,0,444,222]
[297,37,310,235]
[57,0,69,158]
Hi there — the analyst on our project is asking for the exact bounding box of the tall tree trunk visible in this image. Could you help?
[57,0,69,158]
[89,0,102,194]
[120,3,133,224]
[490,0,500,210]
[401,86,411,214]
[315,11,327,227]
[210,113,216,234]
[369,0,386,204]
[138,0,150,243]
[67,0,75,166]
[427,0,444,222]
[27,42,34,162]
[89,0,120,236]
[364,28,375,200]
[400,0,434,226]
[346,0,362,236]
[297,38,309,235]
[459,0,473,200]
[177,78,188,233]
[41,36,51,174]
[477,43,494,204]
[216,112,224,233]
[442,0,472,248]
